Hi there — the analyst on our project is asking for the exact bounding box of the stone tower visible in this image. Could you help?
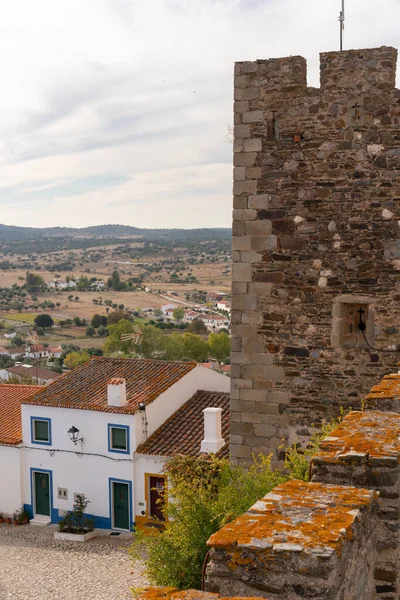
[230,47,400,467]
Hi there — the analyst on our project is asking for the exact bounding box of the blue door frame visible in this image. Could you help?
[29,467,57,522]
[108,478,133,531]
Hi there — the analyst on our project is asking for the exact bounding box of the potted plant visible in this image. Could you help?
[5,517,11,525]
[54,494,97,542]
[0,513,4,524]
[13,508,30,525]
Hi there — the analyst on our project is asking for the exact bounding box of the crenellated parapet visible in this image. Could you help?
[231,47,400,467]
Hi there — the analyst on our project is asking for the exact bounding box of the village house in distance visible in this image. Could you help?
[0,357,229,531]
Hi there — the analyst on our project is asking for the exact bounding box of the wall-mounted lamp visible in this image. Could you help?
[68,425,84,445]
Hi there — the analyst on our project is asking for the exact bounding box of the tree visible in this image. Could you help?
[107,310,132,325]
[208,332,230,362]
[97,325,108,337]
[182,333,209,362]
[86,326,95,337]
[103,319,137,355]
[107,270,125,291]
[188,318,208,334]
[64,351,91,370]
[91,314,103,329]
[153,308,163,318]
[34,314,54,329]
[163,332,184,360]
[26,272,45,293]
[172,307,185,322]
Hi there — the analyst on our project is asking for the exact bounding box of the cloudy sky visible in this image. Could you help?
[0,0,399,229]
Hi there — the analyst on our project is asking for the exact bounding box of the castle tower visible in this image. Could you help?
[231,47,400,467]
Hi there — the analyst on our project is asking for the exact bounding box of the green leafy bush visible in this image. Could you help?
[130,418,339,592]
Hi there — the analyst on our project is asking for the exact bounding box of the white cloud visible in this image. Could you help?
[0,0,399,228]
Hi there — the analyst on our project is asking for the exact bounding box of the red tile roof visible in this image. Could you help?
[0,384,44,445]
[22,357,197,415]
[136,390,230,458]
[7,366,62,382]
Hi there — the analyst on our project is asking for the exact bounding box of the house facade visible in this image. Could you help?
[1,357,230,531]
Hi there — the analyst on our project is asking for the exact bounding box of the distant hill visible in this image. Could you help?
[0,224,231,242]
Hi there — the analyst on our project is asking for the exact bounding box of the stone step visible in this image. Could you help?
[30,515,51,526]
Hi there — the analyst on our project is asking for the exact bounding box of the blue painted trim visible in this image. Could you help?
[107,423,130,455]
[30,416,52,446]
[108,477,133,531]
[24,503,113,529]
[30,467,55,521]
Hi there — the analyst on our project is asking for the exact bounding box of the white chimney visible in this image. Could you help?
[201,407,224,454]
[107,378,127,407]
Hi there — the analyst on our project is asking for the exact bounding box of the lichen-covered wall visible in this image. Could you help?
[310,408,400,599]
[205,479,378,600]
[205,372,400,600]
[230,46,400,466]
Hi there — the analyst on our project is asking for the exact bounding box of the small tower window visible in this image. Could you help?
[331,296,375,348]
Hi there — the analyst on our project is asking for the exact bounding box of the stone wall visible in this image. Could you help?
[206,480,378,600]
[310,409,400,598]
[230,46,400,466]
[205,372,400,600]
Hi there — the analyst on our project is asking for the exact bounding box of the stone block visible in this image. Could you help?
[234,100,249,113]
[233,180,257,196]
[250,234,277,250]
[246,167,262,179]
[233,166,246,181]
[243,138,262,152]
[233,152,257,166]
[242,110,264,123]
[242,86,260,100]
[231,263,252,283]
[232,209,257,222]
[242,61,259,73]
[233,124,250,139]
[232,237,250,251]
[246,220,272,235]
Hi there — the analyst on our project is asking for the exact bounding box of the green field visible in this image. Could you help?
[0,312,61,325]
[0,312,39,324]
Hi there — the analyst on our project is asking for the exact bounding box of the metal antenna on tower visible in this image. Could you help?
[339,0,345,51]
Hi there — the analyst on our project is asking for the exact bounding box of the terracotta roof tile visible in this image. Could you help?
[137,390,230,457]
[0,384,44,445]
[22,357,197,415]
[7,366,63,381]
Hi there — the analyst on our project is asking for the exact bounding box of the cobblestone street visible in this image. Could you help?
[0,524,147,600]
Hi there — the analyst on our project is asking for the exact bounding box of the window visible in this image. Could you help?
[332,296,375,348]
[108,424,130,454]
[30,417,52,446]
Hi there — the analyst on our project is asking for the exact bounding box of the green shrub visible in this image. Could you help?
[130,418,339,592]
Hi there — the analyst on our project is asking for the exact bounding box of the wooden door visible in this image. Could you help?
[149,476,165,521]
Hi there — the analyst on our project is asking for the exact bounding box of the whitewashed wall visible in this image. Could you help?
[21,405,135,526]
[135,366,230,447]
[133,454,167,519]
[0,446,22,515]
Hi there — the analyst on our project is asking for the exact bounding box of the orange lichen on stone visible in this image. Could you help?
[207,480,377,558]
[314,410,400,462]
[365,373,400,404]
[137,588,266,600]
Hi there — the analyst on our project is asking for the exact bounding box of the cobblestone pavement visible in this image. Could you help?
[0,524,148,600]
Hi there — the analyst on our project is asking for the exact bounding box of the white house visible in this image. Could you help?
[0,384,44,515]
[0,357,229,532]
[217,300,231,314]
[161,304,177,315]
[134,389,229,532]
[46,280,76,290]
[90,280,105,291]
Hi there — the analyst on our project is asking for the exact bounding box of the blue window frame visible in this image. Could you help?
[30,417,52,446]
[108,424,130,455]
